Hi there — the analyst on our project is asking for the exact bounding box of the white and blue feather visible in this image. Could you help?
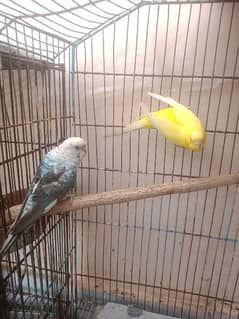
[0,137,86,258]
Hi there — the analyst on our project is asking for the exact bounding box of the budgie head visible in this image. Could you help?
[59,137,87,163]
[189,130,206,151]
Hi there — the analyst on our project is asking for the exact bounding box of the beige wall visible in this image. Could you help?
[73,2,239,317]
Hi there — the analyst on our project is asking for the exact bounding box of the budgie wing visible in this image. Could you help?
[140,102,179,135]
[140,102,162,131]
[9,158,73,235]
[170,102,202,128]
[148,92,178,107]
[148,92,202,127]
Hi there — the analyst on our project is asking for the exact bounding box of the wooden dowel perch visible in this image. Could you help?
[6,172,239,224]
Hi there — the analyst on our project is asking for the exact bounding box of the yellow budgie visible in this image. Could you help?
[107,92,206,151]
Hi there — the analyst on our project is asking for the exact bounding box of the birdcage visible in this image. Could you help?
[0,1,239,318]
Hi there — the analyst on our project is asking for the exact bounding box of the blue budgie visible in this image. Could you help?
[0,137,87,258]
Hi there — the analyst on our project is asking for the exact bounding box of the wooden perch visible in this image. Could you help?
[5,172,239,224]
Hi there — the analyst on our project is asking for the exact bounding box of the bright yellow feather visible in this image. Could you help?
[106,92,206,151]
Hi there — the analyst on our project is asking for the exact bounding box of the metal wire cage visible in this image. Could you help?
[0,1,239,319]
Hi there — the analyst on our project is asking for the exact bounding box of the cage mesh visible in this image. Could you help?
[0,1,239,319]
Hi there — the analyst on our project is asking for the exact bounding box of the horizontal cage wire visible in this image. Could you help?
[0,1,239,319]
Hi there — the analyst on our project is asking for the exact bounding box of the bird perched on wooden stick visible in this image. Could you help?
[0,137,87,258]
[107,92,206,151]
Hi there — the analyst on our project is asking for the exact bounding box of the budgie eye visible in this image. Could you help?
[75,145,80,151]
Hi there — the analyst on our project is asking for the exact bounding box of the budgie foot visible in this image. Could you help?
[62,194,74,202]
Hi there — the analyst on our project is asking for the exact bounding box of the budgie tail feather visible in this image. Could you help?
[105,120,144,137]
[0,233,18,258]
[140,102,162,132]
[148,92,178,107]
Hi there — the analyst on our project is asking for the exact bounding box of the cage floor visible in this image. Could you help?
[8,300,177,319]
[75,300,103,319]
[95,303,175,319]
[8,300,101,319]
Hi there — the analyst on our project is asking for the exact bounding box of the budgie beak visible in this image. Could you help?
[190,131,205,151]
[80,144,87,162]
[80,145,87,163]
[82,145,87,156]
[189,137,203,151]
[194,142,202,150]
